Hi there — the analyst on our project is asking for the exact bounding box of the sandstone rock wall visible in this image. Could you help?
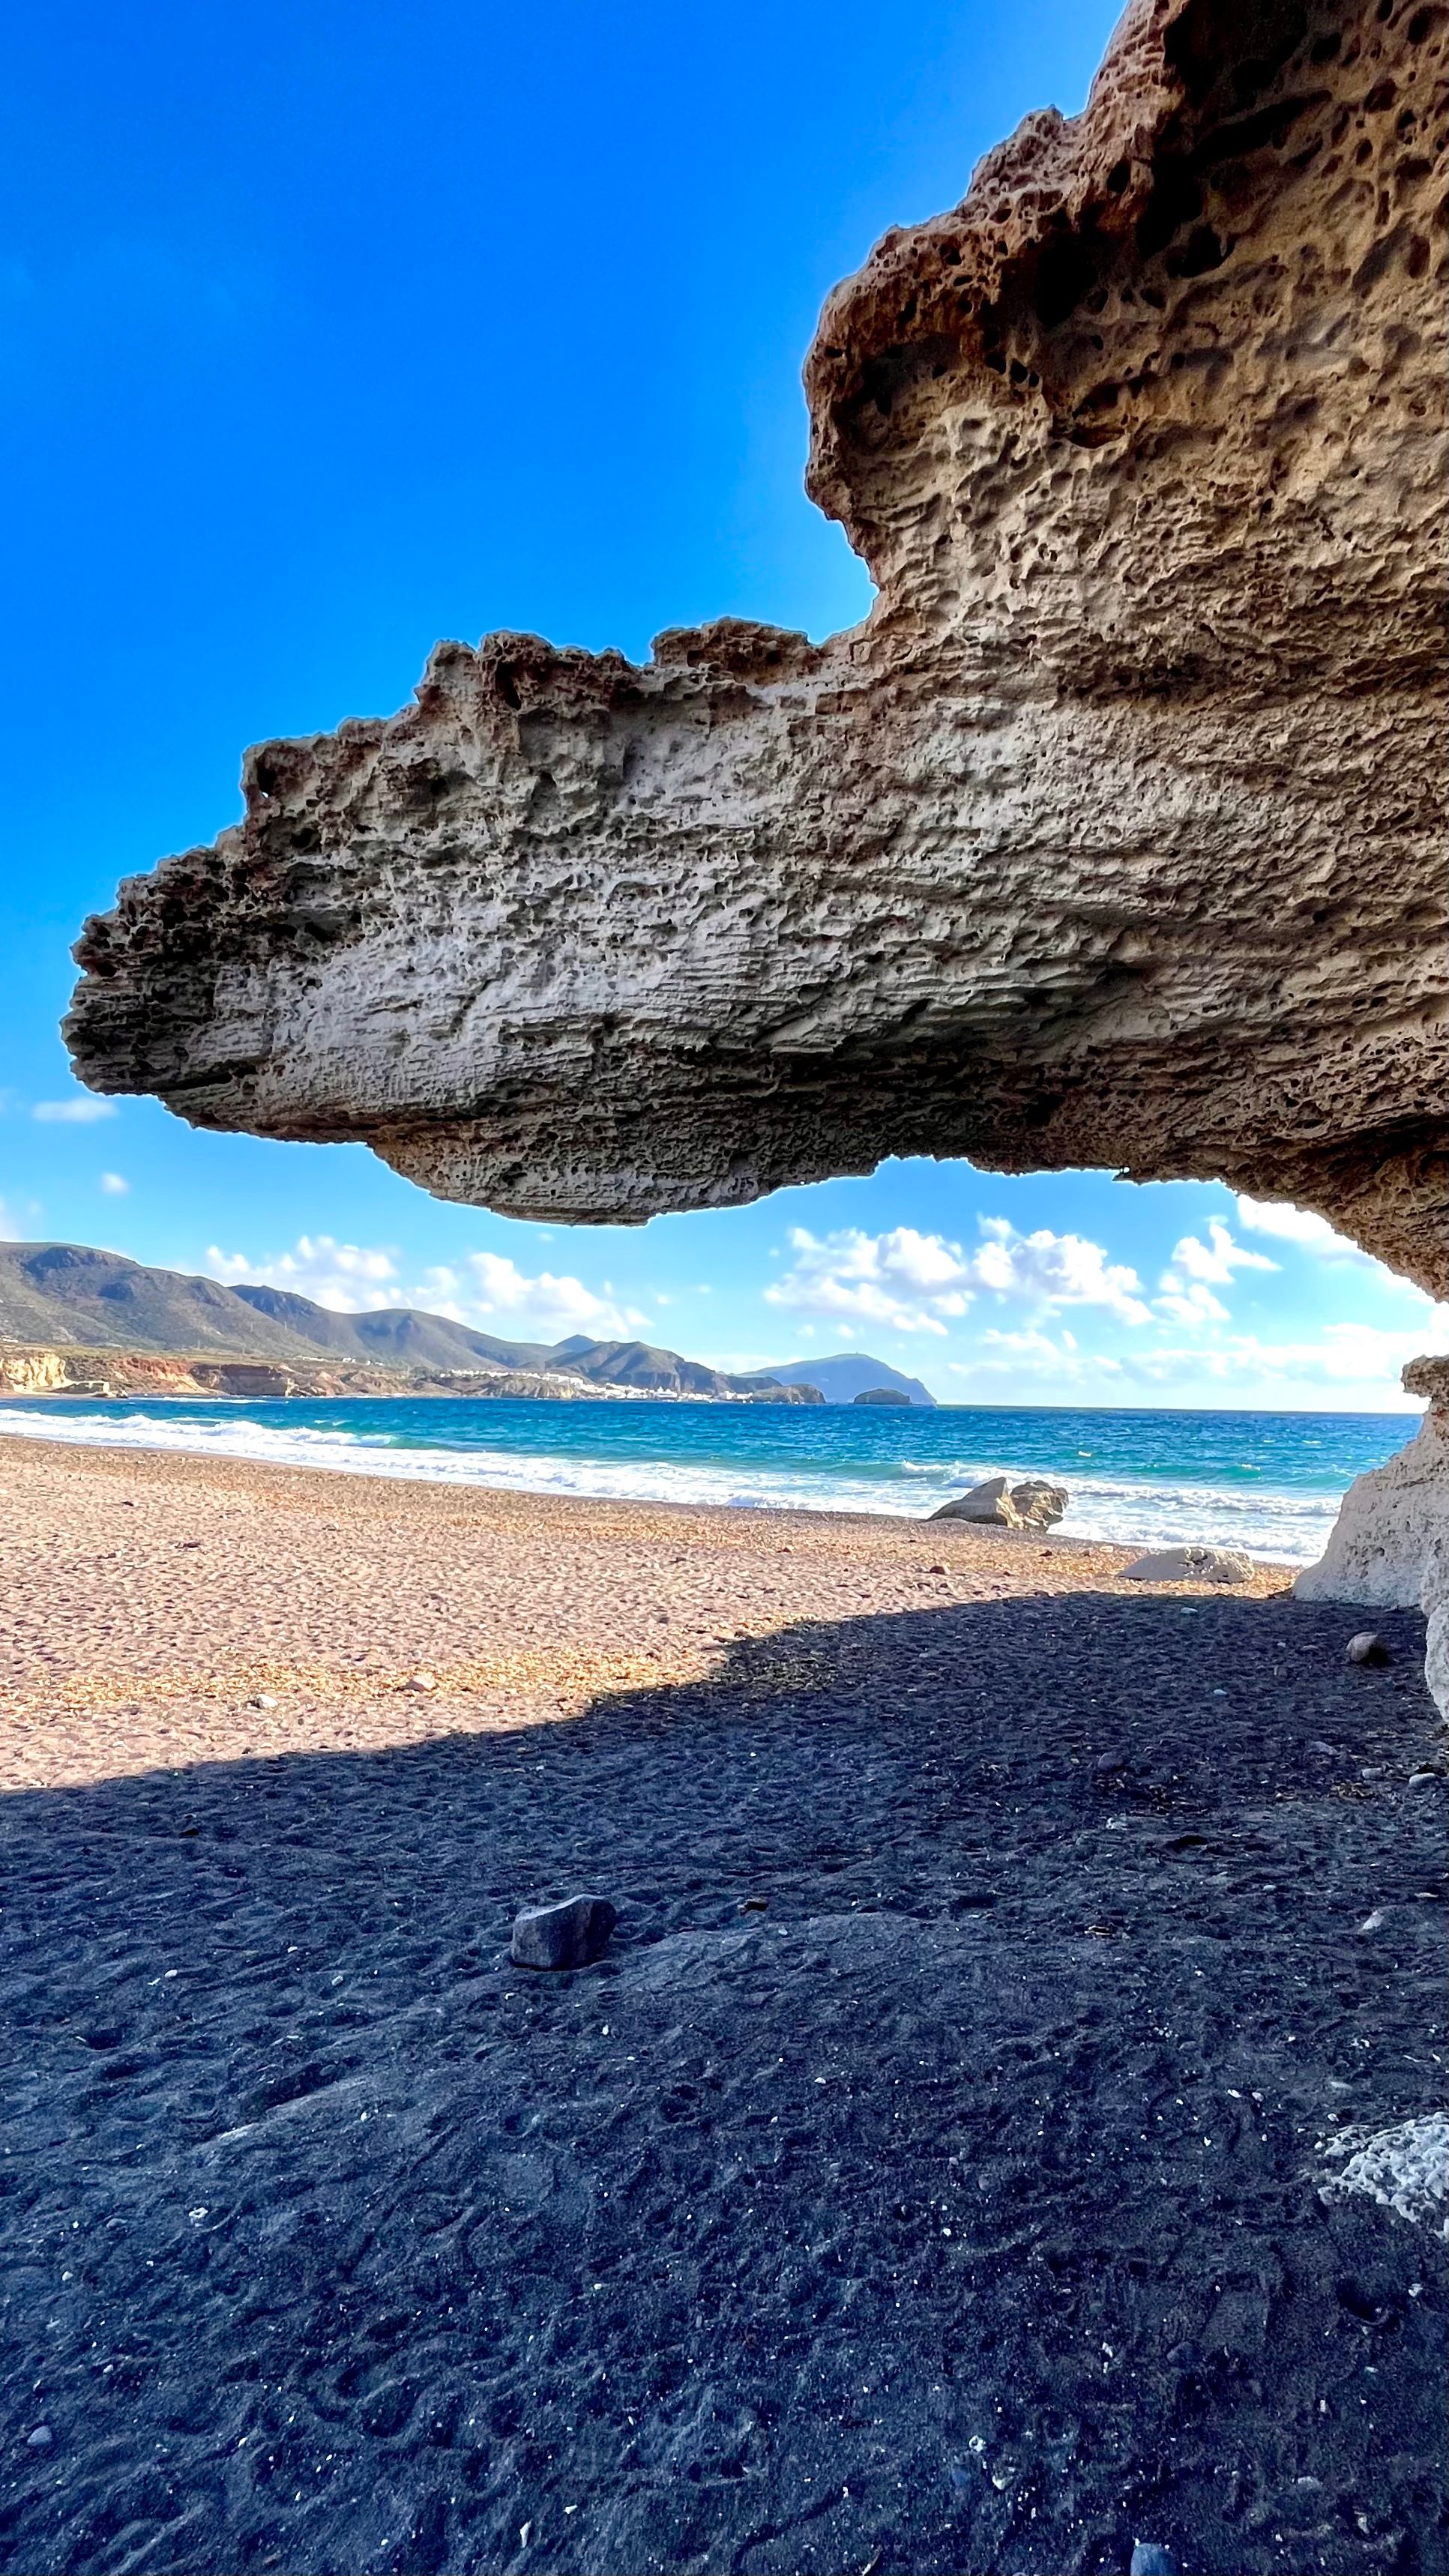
[1294,1356,1449,1716]
[63,0,1446,1294]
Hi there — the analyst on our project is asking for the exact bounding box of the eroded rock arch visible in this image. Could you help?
[66,0,1447,1294]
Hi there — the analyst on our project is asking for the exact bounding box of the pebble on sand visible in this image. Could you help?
[403,1669,439,1692]
[1346,1631,1391,1665]
[510,1893,618,1971]
[26,2428,52,2450]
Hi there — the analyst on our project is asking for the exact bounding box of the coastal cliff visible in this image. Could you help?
[0,1345,822,1405]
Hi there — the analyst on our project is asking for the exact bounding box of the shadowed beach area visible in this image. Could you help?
[1,1437,1445,2575]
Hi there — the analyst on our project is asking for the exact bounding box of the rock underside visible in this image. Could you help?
[63,0,1447,1298]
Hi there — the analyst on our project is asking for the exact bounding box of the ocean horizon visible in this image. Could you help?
[0,1393,1418,1564]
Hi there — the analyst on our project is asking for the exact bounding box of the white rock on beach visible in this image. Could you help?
[932,1476,1067,1530]
[933,1476,1015,1524]
[1122,1546,1252,1586]
[1294,1360,1449,1718]
[1294,1373,1448,1614]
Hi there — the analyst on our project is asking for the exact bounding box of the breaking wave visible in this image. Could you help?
[0,1393,1415,1563]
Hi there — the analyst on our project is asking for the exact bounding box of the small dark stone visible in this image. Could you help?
[510,1893,617,1970]
[1165,2338,1201,2368]
[1094,1751,1127,1774]
[1346,1631,1390,1665]
[1130,2545,1178,2576]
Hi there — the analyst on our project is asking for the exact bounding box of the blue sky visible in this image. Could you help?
[1,0,1441,1410]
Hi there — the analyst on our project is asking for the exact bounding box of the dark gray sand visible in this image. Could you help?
[1,1593,1445,2575]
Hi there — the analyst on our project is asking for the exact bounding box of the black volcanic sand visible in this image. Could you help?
[1,1593,1445,2576]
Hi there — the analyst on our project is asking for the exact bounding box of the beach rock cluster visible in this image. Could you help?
[62,0,1446,1303]
[933,1475,1067,1530]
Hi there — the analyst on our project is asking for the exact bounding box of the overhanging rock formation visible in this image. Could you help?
[66,0,1446,1294]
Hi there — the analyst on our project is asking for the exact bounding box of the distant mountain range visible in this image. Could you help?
[0,1243,936,1404]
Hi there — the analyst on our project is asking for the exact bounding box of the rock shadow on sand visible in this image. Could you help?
[1,1590,1445,2575]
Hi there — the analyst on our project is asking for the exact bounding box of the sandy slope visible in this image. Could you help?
[0,1439,1444,2575]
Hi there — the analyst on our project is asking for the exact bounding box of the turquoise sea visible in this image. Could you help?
[0,1394,1418,1563]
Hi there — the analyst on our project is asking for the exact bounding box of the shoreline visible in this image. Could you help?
[0,1399,1386,1566]
[0,1383,1424,1417]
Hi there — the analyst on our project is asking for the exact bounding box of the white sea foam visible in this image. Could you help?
[0,1403,1353,1560]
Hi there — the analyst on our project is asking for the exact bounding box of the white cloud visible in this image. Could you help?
[1156,1219,1277,1324]
[1155,1279,1231,1327]
[1166,1219,1277,1288]
[948,1326,1123,1386]
[765,1216,1154,1337]
[208,1235,403,1312]
[970,1218,1152,1323]
[99,1171,129,1195]
[763,1225,974,1336]
[461,1250,639,1341]
[34,1096,116,1123]
[1235,1195,1376,1265]
[205,1234,641,1340]
[1118,1311,1449,1405]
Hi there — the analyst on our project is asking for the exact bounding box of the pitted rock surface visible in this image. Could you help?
[65,0,1447,1291]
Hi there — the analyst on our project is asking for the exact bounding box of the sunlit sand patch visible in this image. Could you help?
[0,1617,942,1791]
[0,1644,732,1789]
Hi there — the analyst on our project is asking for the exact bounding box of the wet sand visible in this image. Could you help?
[0,1436,1444,2573]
